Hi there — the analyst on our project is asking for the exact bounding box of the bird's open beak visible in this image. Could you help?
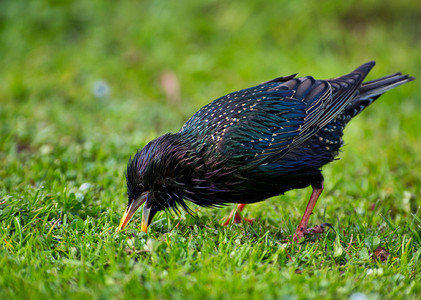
[117,192,149,232]
[141,202,152,233]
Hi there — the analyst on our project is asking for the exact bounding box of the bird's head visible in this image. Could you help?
[117,134,189,233]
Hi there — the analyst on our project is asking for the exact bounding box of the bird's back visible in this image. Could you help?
[177,62,414,204]
[181,62,373,164]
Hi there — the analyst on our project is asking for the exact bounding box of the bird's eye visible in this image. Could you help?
[136,183,144,191]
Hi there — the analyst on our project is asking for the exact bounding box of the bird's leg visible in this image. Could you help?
[293,181,326,242]
[222,203,255,226]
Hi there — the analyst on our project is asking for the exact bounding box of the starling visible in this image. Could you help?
[117,61,414,241]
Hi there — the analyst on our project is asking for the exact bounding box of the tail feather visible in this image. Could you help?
[318,61,376,128]
[340,71,415,122]
[358,73,415,100]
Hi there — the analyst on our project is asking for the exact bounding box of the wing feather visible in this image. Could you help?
[180,62,376,168]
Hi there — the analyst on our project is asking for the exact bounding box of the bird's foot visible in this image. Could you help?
[222,212,255,226]
[293,222,333,242]
[222,204,255,226]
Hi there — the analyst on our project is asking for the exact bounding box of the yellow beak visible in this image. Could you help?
[117,192,149,231]
[141,202,152,233]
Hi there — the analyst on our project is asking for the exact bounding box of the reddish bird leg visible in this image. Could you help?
[223,203,255,226]
[293,182,329,242]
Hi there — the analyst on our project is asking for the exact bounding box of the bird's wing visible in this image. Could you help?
[180,62,375,165]
[216,78,332,163]
[278,61,376,151]
[179,81,303,161]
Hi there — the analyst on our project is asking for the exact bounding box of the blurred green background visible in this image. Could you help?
[1,0,420,299]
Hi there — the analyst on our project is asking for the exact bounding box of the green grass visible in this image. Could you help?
[1,0,421,299]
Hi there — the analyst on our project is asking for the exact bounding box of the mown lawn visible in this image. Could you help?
[1,1,420,299]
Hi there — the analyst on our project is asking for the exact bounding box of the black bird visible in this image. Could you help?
[117,61,414,241]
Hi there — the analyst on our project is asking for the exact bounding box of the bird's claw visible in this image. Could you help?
[308,222,333,233]
[222,204,255,226]
[223,214,255,226]
[293,222,333,242]
[239,217,255,225]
